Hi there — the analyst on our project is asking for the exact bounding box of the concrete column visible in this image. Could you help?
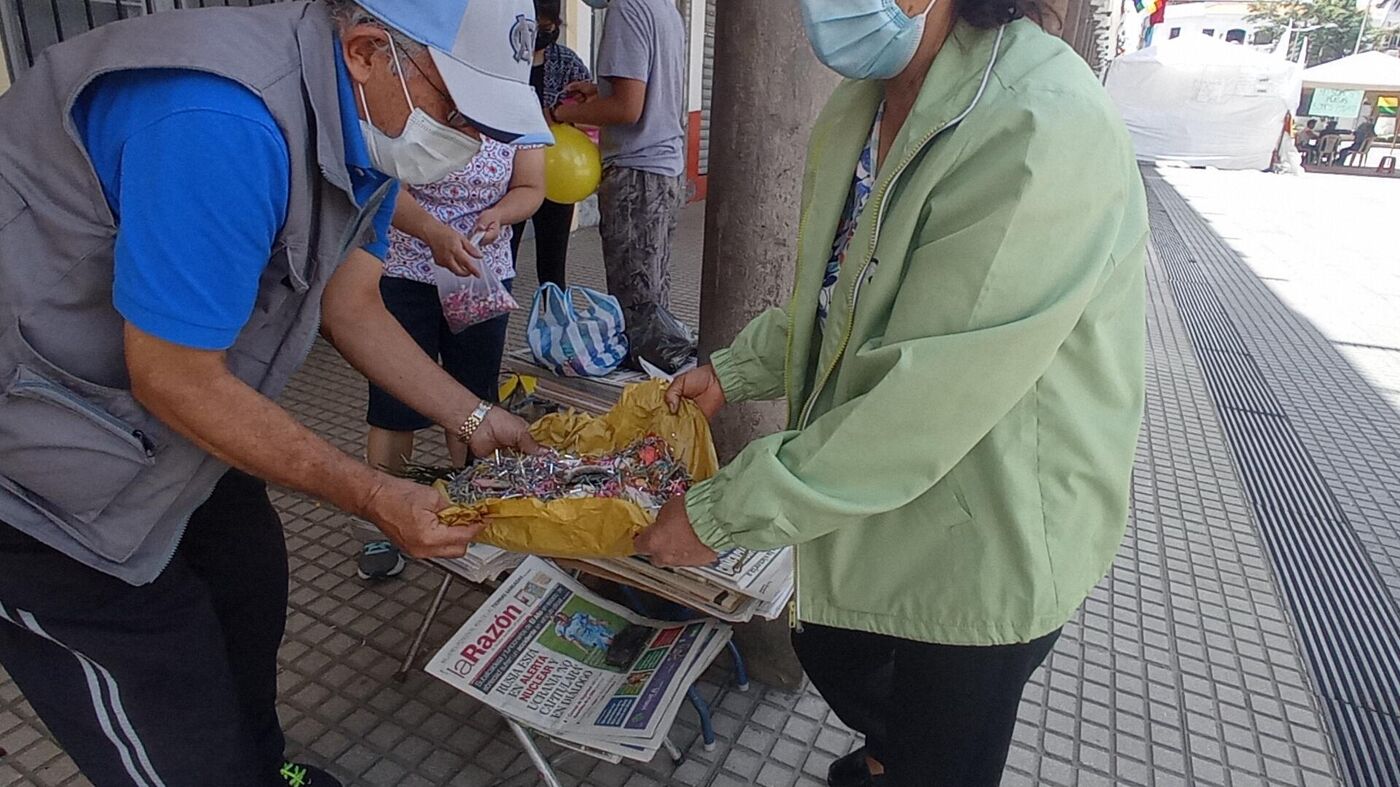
[0,0,25,86]
[699,0,838,691]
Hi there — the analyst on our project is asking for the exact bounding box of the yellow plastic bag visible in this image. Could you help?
[437,380,718,558]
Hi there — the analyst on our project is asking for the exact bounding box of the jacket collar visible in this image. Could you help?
[854,21,1007,181]
[297,3,355,196]
[797,21,1008,282]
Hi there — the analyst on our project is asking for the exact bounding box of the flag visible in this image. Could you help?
[1379,97,1398,117]
[1150,0,1168,26]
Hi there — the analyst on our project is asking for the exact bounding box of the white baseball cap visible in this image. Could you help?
[355,0,554,146]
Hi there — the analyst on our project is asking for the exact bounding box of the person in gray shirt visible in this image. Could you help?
[555,0,688,348]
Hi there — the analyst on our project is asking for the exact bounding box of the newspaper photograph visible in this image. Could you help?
[426,557,731,757]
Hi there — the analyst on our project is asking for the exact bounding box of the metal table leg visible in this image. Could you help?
[726,640,750,692]
[663,736,685,765]
[506,719,565,787]
[687,686,717,751]
[396,571,454,681]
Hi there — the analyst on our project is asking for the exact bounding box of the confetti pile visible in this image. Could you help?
[440,284,518,332]
[446,435,692,513]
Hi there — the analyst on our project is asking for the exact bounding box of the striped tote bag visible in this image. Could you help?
[526,284,630,378]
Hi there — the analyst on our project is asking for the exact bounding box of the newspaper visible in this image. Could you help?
[443,544,526,585]
[508,348,697,392]
[426,557,731,761]
[583,546,794,623]
[351,520,522,586]
[681,546,793,605]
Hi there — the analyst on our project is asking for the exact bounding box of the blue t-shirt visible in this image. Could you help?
[72,52,397,351]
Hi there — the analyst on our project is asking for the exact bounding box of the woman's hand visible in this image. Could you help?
[666,364,727,420]
[474,210,505,247]
[425,222,483,278]
[635,497,718,567]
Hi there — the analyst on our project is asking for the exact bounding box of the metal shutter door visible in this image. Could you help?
[698,0,715,176]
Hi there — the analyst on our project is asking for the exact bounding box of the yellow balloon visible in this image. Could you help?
[543,123,603,205]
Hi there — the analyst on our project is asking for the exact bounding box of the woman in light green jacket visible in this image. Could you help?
[636,0,1148,784]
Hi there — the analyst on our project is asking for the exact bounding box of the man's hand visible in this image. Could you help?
[359,475,484,559]
[556,78,644,127]
[666,364,727,420]
[635,497,718,567]
[424,222,483,277]
[564,80,599,102]
[468,407,542,458]
[554,81,598,126]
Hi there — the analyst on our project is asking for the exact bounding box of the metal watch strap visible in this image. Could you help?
[456,402,493,445]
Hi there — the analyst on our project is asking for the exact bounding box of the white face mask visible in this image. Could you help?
[357,36,482,186]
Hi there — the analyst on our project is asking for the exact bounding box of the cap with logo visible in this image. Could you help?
[355,0,554,147]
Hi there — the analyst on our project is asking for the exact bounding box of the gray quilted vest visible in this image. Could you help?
[0,2,390,584]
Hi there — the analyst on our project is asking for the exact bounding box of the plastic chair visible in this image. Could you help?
[1318,135,1342,166]
[1337,138,1373,167]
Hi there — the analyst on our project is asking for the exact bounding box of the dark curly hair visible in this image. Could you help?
[956,0,1054,29]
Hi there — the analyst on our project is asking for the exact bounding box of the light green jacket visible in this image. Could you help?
[685,19,1148,646]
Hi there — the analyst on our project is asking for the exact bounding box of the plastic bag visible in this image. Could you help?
[624,303,697,375]
[526,283,629,377]
[434,234,518,333]
[437,380,718,558]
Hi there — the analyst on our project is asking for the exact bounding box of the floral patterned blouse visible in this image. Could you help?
[818,103,883,330]
[384,137,517,285]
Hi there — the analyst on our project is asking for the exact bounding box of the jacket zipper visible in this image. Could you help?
[786,27,1005,631]
[12,379,155,458]
[783,141,824,634]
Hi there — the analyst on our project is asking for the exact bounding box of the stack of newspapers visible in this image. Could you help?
[443,544,526,585]
[502,349,697,414]
[427,557,731,763]
[582,547,794,623]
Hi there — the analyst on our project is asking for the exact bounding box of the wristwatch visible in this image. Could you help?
[456,402,494,445]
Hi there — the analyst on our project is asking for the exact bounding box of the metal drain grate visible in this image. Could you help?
[1147,174,1400,787]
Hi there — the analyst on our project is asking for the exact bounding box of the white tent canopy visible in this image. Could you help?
[1301,51,1400,93]
[1107,34,1303,170]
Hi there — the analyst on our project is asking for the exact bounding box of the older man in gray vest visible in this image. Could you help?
[0,1,551,784]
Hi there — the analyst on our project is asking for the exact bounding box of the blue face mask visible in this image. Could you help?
[799,0,934,81]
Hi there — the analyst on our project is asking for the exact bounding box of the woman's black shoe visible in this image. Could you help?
[828,746,882,787]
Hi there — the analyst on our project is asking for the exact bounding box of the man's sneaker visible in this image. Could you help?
[280,761,341,787]
[357,540,406,581]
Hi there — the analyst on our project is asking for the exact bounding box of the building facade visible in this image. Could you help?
[1158,0,1269,46]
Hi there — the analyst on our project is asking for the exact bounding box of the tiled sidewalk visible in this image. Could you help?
[4,174,1388,784]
